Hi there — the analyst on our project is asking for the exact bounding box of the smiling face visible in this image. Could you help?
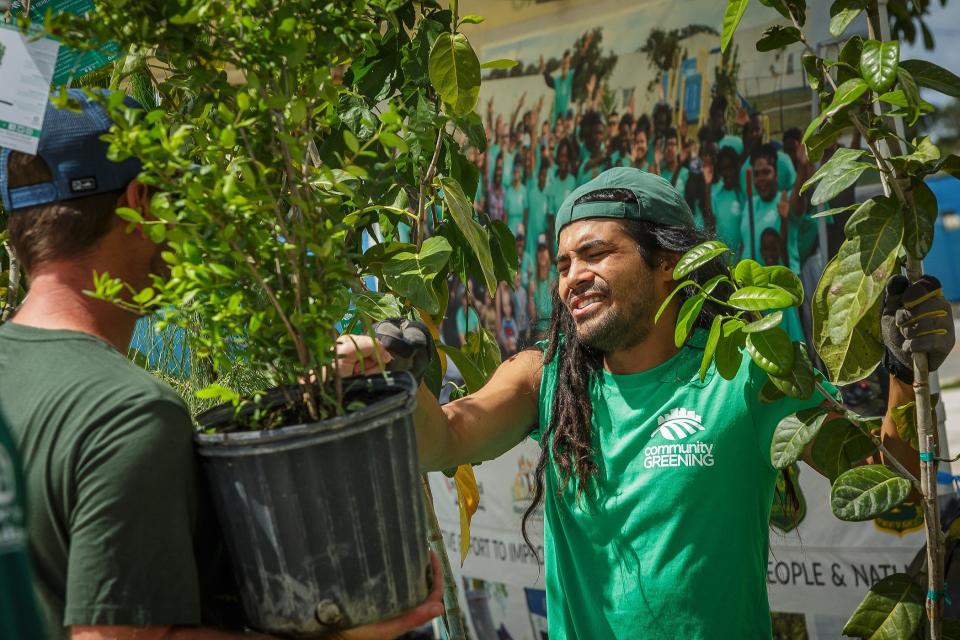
[556,219,671,353]
[752,156,777,201]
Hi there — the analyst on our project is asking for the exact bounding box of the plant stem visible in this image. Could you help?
[421,475,467,640]
[415,125,445,249]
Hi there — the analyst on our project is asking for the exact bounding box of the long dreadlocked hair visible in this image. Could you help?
[520,188,740,556]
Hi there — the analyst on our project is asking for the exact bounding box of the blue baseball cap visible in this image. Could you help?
[0,89,143,211]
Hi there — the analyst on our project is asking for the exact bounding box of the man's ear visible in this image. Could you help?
[123,180,150,214]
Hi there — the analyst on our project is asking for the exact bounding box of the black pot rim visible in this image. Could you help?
[194,372,417,456]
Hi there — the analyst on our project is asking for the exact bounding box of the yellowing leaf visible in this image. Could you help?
[454,464,480,565]
[417,310,447,378]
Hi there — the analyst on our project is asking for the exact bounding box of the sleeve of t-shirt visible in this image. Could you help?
[744,360,840,469]
[64,398,202,627]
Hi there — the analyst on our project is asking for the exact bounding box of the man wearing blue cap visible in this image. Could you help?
[341,166,955,639]
[0,90,442,640]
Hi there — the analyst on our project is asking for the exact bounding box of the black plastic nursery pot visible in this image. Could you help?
[194,372,430,637]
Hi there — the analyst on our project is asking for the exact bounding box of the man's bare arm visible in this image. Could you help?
[71,626,272,639]
[415,349,542,471]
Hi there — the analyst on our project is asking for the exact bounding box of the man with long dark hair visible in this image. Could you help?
[340,167,953,639]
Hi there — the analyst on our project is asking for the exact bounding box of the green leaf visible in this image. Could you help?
[896,66,923,126]
[675,293,707,348]
[842,573,924,639]
[352,291,403,322]
[437,343,486,393]
[480,58,517,70]
[860,39,900,93]
[343,129,360,153]
[381,236,453,314]
[721,0,750,53]
[655,279,696,324]
[804,147,872,206]
[831,465,912,521]
[891,401,919,450]
[803,78,869,143]
[771,407,832,469]
[899,59,960,98]
[805,112,853,162]
[811,417,877,481]
[728,285,795,311]
[811,203,859,219]
[463,327,502,380]
[380,131,409,153]
[715,318,746,380]
[759,379,787,403]
[814,256,886,385]
[734,261,802,304]
[745,326,794,376]
[428,32,481,116]
[756,25,802,52]
[699,314,724,381]
[829,0,869,37]
[903,180,938,260]
[116,207,145,224]
[743,310,783,333]
[459,14,485,24]
[822,197,902,347]
[440,177,498,293]
[487,220,519,287]
[768,342,816,399]
[673,240,730,279]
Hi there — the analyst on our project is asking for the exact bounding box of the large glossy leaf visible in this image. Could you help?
[351,291,403,322]
[745,326,794,376]
[813,256,886,384]
[428,32,481,116]
[823,197,902,345]
[488,220,519,287]
[381,236,452,314]
[771,407,832,469]
[899,59,960,98]
[734,261,804,304]
[903,180,938,260]
[756,25,802,52]
[440,177,497,292]
[831,465,912,521]
[673,240,730,279]
[721,0,749,53]
[728,285,795,311]
[806,112,853,162]
[842,573,924,640]
[896,66,923,125]
[675,293,707,348]
[829,0,869,37]
[463,327,502,380]
[805,147,873,206]
[768,342,816,399]
[803,78,869,143]
[715,318,746,380]
[811,417,877,481]
[891,401,919,450]
[699,314,724,381]
[743,311,783,334]
[860,39,900,93]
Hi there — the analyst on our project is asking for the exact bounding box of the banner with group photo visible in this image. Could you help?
[427,1,943,638]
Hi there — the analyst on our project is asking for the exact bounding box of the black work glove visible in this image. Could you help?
[881,275,955,384]
[373,318,435,385]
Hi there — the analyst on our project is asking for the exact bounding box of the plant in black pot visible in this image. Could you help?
[57,0,513,637]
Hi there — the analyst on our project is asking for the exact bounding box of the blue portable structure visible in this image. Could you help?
[924,174,960,302]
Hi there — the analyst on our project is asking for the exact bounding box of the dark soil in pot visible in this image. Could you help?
[194,372,430,637]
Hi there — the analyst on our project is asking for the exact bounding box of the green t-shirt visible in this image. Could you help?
[455,305,480,338]
[0,414,46,639]
[534,332,829,639]
[531,268,557,334]
[740,192,800,271]
[551,70,574,125]
[504,181,528,234]
[711,182,746,255]
[545,168,577,218]
[0,323,205,634]
[661,165,689,195]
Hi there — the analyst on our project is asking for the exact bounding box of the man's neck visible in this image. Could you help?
[11,268,138,353]
[602,306,680,375]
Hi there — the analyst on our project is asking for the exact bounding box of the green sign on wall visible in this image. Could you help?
[15,0,119,85]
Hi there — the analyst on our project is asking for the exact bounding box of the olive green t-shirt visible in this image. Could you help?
[0,323,203,636]
[0,414,46,638]
[533,332,830,639]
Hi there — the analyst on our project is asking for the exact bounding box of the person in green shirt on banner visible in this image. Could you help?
[528,233,558,337]
[504,162,528,235]
[0,90,442,640]
[525,161,552,266]
[654,127,688,195]
[540,41,586,127]
[0,414,46,639]
[710,145,747,256]
[546,138,577,216]
[740,144,805,271]
[338,166,953,640]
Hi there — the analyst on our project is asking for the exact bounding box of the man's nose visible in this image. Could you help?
[565,258,594,291]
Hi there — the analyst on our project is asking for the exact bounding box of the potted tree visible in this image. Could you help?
[51,0,513,637]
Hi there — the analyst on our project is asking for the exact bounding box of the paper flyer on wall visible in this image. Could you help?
[0,25,58,155]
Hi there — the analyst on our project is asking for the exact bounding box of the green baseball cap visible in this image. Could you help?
[554,167,695,245]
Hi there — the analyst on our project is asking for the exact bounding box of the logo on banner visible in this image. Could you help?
[512,455,538,515]
[643,408,714,469]
[874,502,924,536]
